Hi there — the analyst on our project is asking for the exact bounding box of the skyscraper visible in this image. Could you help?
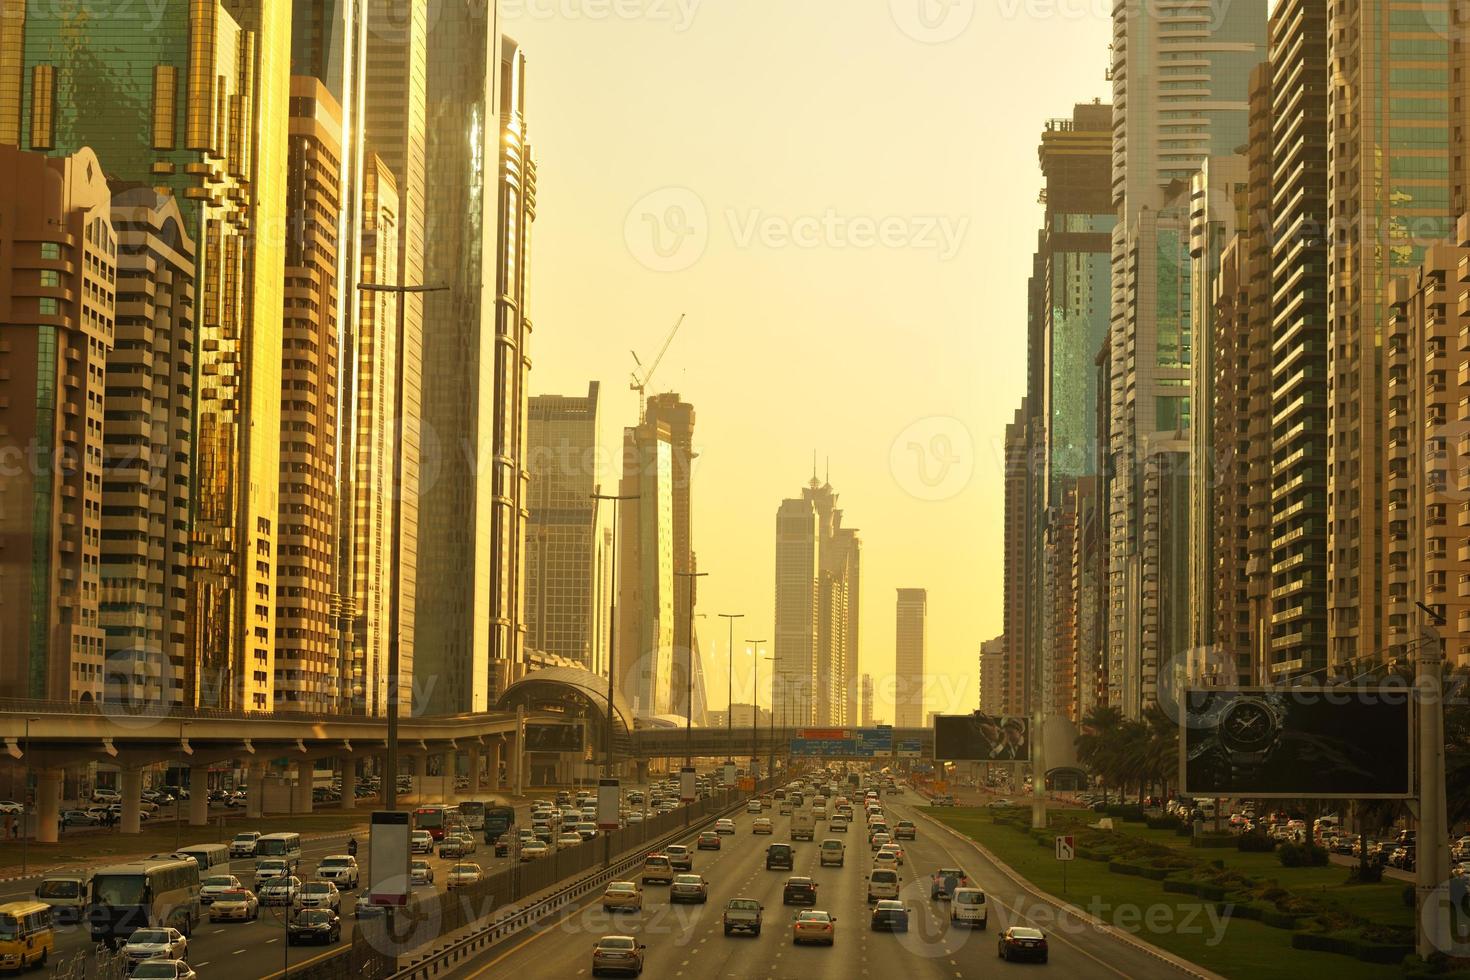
[2,1,293,710]
[0,145,114,702]
[894,589,927,729]
[772,476,860,728]
[617,418,675,716]
[273,77,343,712]
[1326,0,1452,669]
[979,637,1005,716]
[860,674,875,727]
[103,188,197,707]
[644,394,698,718]
[1001,401,1030,717]
[526,383,606,670]
[414,4,502,713]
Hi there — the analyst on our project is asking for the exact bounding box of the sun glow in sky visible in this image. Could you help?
[515,0,1109,720]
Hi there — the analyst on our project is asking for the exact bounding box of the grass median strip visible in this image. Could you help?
[928,807,1413,980]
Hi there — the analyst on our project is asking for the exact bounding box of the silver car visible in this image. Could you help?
[121,927,188,963]
[295,880,341,912]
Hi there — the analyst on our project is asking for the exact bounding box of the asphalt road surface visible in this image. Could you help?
[447,787,1203,980]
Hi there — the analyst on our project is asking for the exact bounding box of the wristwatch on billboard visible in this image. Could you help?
[1189,693,1287,782]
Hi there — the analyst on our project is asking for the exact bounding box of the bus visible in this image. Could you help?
[482,805,515,843]
[253,833,302,863]
[0,901,53,970]
[87,859,199,946]
[176,843,230,876]
[413,805,459,841]
[457,800,486,831]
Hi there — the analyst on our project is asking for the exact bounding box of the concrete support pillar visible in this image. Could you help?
[469,746,482,795]
[413,754,428,803]
[635,760,649,786]
[188,766,210,826]
[294,760,314,814]
[340,761,355,810]
[440,751,456,802]
[513,706,525,797]
[490,741,504,792]
[246,763,267,819]
[120,769,143,835]
[34,769,63,844]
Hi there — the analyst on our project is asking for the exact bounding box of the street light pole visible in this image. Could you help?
[21,717,36,877]
[717,614,743,769]
[674,571,708,769]
[175,720,190,852]
[592,492,639,777]
[356,281,447,812]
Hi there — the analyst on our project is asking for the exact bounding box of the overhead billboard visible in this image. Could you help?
[524,723,583,753]
[933,713,1030,761]
[1181,687,1411,799]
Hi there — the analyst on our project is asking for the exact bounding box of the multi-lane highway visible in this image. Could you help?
[448,787,1200,979]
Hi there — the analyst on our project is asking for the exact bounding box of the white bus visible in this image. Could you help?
[88,859,200,947]
[253,832,302,864]
[176,843,230,877]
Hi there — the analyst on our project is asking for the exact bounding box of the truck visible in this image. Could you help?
[791,809,816,841]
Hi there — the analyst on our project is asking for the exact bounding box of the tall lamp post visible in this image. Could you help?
[747,642,766,781]
[717,614,744,771]
[356,281,447,811]
[675,570,708,825]
[20,717,37,877]
[175,720,191,852]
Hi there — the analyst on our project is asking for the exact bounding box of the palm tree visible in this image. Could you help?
[1076,706,1125,803]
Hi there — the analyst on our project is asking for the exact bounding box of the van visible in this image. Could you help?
[0,902,53,970]
[951,887,988,929]
[177,843,230,877]
[819,839,845,867]
[33,874,89,924]
[866,869,900,902]
[254,832,302,864]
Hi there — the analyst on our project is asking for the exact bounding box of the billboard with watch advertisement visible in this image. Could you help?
[1180,687,1412,799]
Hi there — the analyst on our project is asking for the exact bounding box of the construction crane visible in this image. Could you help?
[629,313,686,418]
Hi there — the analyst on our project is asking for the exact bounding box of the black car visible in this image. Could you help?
[287,909,341,945]
[766,843,793,870]
[998,926,1048,963]
[782,877,818,905]
[870,900,910,932]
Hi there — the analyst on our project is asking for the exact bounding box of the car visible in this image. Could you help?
[766,843,794,870]
[91,789,121,804]
[830,816,849,833]
[447,863,483,890]
[296,880,341,912]
[747,800,763,813]
[121,927,188,963]
[951,887,989,928]
[752,817,774,835]
[410,830,434,854]
[779,799,794,815]
[440,836,468,859]
[128,960,196,980]
[255,857,291,882]
[820,838,845,867]
[670,874,710,904]
[998,926,1049,963]
[556,832,582,848]
[791,909,836,946]
[894,821,917,840]
[259,875,302,906]
[870,900,910,932]
[602,880,644,912]
[314,854,359,890]
[61,808,101,826]
[878,843,905,865]
[209,889,259,922]
[591,935,646,976]
[406,858,434,885]
[199,874,244,905]
[666,845,693,871]
[873,849,900,872]
[866,868,902,902]
[288,908,342,945]
[932,795,956,807]
[870,831,892,851]
[521,841,550,861]
[782,876,819,905]
[576,822,600,841]
[697,831,721,850]
[931,867,971,899]
[722,898,763,936]
[714,818,736,835]
[229,832,261,858]
[641,854,674,884]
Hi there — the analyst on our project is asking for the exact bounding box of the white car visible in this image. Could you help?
[199,874,244,905]
[0,801,23,815]
[747,800,763,813]
[129,960,196,980]
[603,881,644,912]
[230,832,261,858]
[447,863,483,890]
[557,832,583,848]
[315,855,360,890]
[714,818,736,835]
[521,841,550,861]
[255,858,291,881]
[410,860,434,885]
[410,830,434,854]
[121,927,188,963]
[259,876,302,906]
[209,889,260,922]
[295,880,341,912]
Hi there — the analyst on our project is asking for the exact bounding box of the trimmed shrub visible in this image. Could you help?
[1145,815,1182,831]
[1279,840,1329,867]
[1238,832,1276,853]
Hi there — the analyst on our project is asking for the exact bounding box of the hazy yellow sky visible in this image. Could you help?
[514,0,1109,722]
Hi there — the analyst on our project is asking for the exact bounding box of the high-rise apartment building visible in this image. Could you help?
[414,5,502,712]
[772,476,860,728]
[894,589,926,729]
[0,145,114,702]
[979,636,1005,716]
[526,383,607,671]
[1108,0,1266,715]
[617,418,675,716]
[1071,475,1104,718]
[1267,0,1329,678]
[273,77,342,712]
[1001,401,1030,717]
[1326,0,1452,669]
[103,188,197,707]
[644,394,698,718]
[5,0,293,710]
[860,673,875,727]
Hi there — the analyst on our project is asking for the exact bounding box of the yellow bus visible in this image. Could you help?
[0,901,54,970]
